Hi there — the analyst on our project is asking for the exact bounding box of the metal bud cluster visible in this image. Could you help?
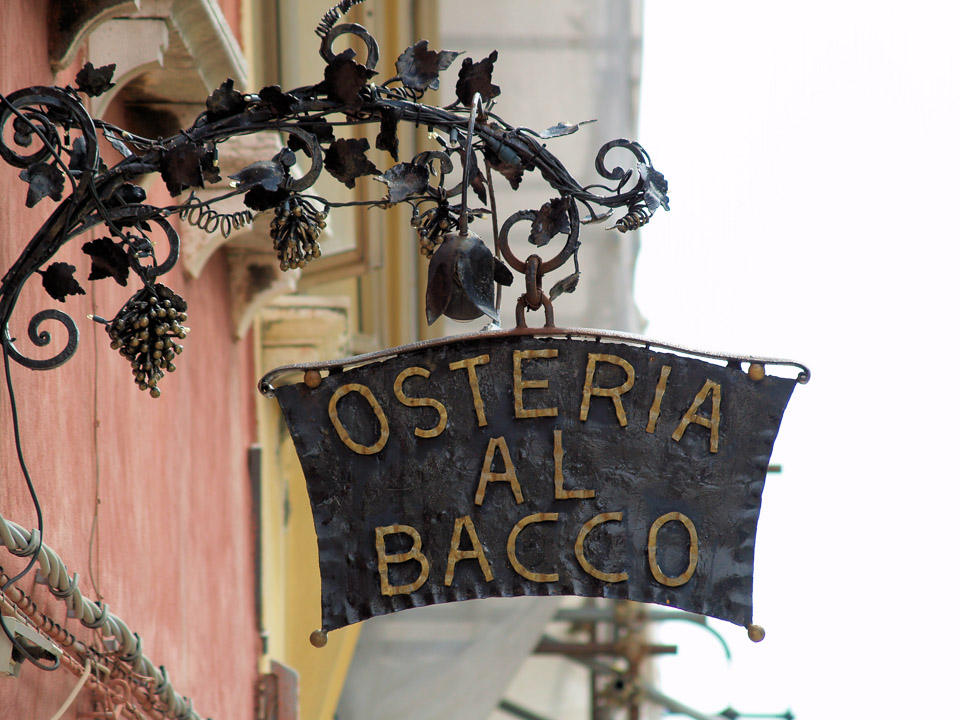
[105,286,188,398]
[270,196,328,271]
[413,206,457,258]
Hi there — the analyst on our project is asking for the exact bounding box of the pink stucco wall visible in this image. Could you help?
[1,2,259,718]
[221,0,244,46]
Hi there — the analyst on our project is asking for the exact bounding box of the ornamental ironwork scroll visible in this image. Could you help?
[0,0,668,397]
[0,0,675,682]
[261,331,808,633]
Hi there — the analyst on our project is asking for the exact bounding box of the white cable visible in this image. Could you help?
[0,509,205,720]
[48,658,92,720]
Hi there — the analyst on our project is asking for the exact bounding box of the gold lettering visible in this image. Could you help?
[475,436,524,506]
[645,365,672,433]
[579,353,635,427]
[449,354,491,427]
[393,366,448,439]
[513,348,559,419]
[647,512,699,587]
[671,380,721,453]
[553,429,595,500]
[375,525,430,595]
[444,515,493,586]
[575,512,628,583]
[328,383,389,455]
[507,513,559,582]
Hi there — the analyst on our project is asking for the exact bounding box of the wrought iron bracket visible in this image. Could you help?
[1,0,669,398]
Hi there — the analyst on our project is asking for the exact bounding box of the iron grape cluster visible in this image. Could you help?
[104,285,188,397]
[270,196,328,271]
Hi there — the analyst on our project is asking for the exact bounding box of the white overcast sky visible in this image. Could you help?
[637,2,960,718]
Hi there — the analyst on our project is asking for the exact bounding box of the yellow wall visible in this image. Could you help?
[245,2,440,717]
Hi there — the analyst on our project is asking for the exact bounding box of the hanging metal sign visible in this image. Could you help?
[260,329,807,634]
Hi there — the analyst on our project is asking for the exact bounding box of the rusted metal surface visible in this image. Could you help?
[256,660,299,720]
[258,327,810,396]
[272,332,800,632]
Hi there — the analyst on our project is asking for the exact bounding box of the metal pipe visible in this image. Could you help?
[498,699,553,720]
[535,640,677,656]
[554,607,709,624]
[641,684,726,720]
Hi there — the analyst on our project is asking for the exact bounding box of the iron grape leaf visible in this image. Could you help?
[482,144,525,190]
[494,257,514,286]
[19,162,64,207]
[102,127,133,158]
[536,119,596,139]
[75,62,116,97]
[375,162,429,204]
[640,164,670,212]
[395,40,462,92]
[258,85,298,115]
[318,51,377,112]
[470,164,487,205]
[549,271,580,300]
[205,78,247,121]
[529,197,571,247]
[40,262,85,302]
[200,145,221,185]
[82,237,130,286]
[287,118,335,152]
[67,134,88,174]
[455,51,501,106]
[159,142,206,196]
[155,283,188,313]
[324,138,379,189]
[376,108,401,161]
[462,148,487,205]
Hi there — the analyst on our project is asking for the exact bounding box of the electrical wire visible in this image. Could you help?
[88,283,104,605]
[1,582,152,720]
[0,512,205,720]
[48,658,92,720]
[1,350,43,589]
[1,346,58,671]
